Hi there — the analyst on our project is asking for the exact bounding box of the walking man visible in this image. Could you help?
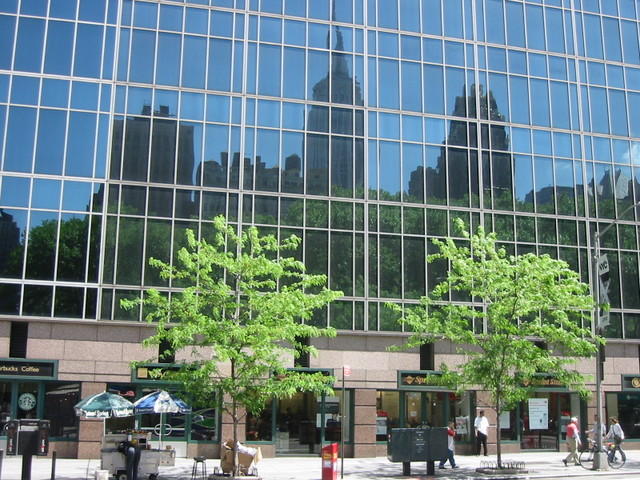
[474,410,489,456]
[563,417,581,466]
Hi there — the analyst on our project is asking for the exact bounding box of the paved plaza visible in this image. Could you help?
[0,450,638,480]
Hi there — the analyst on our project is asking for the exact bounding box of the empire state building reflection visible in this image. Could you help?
[305,24,364,197]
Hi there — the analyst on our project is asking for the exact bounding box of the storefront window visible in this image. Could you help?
[0,382,12,432]
[606,392,640,440]
[498,409,518,442]
[451,392,473,442]
[246,398,273,442]
[376,391,400,441]
[190,404,217,442]
[520,392,580,450]
[44,382,80,438]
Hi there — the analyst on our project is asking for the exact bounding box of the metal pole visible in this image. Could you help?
[592,231,607,470]
[340,367,345,479]
[50,450,56,480]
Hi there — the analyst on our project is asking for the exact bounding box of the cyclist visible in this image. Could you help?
[606,417,626,464]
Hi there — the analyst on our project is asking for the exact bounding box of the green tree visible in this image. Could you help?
[122,215,342,475]
[388,219,602,467]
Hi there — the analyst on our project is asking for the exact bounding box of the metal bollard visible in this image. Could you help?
[50,450,56,480]
[0,448,4,480]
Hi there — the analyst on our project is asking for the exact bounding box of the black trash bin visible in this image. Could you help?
[387,427,448,475]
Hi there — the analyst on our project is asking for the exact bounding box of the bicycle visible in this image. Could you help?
[579,438,626,469]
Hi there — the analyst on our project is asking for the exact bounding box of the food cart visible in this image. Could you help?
[101,432,176,480]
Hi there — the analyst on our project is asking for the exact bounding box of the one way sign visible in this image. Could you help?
[598,254,610,328]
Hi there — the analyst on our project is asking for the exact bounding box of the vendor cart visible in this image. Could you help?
[101,433,176,480]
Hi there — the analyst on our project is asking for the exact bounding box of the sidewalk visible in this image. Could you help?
[0,451,637,480]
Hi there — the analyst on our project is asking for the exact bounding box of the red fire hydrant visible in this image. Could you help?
[321,442,338,480]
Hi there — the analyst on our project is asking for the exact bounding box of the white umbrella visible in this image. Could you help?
[133,390,191,448]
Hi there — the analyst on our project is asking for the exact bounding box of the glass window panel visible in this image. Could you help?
[514,155,534,211]
[1,176,30,207]
[509,76,530,125]
[445,41,464,67]
[206,94,230,123]
[308,50,329,100]
[422,0,441,35]
[35,109,66,175]
[185,7,208,35]
[160,4,183,32]
[156,33,181,87]
[628,92,640,137]
[306,134,328,195]
[506,1,525,47]
[15,17,45,73]
[10,76,39,106]
[182,35,206,89]
[550,81,570,129]
[281,130,304,193]
[66,112,96,177]
[377,0,397,29]
[0,15,16,69]
[71,81,99,111]
[485,0,505,45]
[423,65,444,115]
[74,23,104,80]
[525,5,545,50]
[284,19,305,47]
[443,0,463,39]
[583,14,603,59]
[258,44,281,97]
[203,124,229,188]
[211,10,233,37]
[116,217,143,285]
[62,181,92,211]
[445,67,465,117]
[180,92,204,120]
[50,0,77,20]
[545,6,564,54]
[530,79,550,127]
[128,29,155,83]
[308,22,328,49]
[603,17,622,63]
[534,156,554,213]
[609,89,628,136]
[379,141,400,200]
[588,61,605,85]
[403,143,423,203]
[79,0,105,22]
[590,87,609,134]
[621,21,640,65]
[4,107,36,173]
[309,0,330,20]
[260,16,281,43]
[282,102,305,130]
[400,0,419,32]
[208,38,232,92]
[44,20,74,76]
[401,62,421,112]
[31,179,61,210]
[283,47,305,100]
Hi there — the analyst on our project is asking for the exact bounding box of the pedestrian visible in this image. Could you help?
[586,413,606,441]
[474,410,489,456]
[563,416,581,466]
[606,417,626,464]
[438,421,459,469]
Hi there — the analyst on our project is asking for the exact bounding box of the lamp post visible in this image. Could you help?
[591,201,640,470]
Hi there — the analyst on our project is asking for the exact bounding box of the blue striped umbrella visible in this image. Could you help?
[134,390,191,448]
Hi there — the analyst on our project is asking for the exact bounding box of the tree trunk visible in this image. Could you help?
[495,397,502,468]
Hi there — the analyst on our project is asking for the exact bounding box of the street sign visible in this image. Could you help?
[343,365,351,377]
[598,254,610,328]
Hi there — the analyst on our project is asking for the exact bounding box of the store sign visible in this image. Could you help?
[398,371,448,390]
[622,375,640,391]
[520,374,567,389]
[0,359,56,379]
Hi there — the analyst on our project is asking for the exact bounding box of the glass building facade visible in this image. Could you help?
[2,0,640,457]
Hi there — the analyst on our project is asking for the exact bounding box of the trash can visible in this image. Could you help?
[387,427,448,476]
[321,442,338,480]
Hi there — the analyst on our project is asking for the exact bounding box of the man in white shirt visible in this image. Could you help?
[474,410,490,456]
